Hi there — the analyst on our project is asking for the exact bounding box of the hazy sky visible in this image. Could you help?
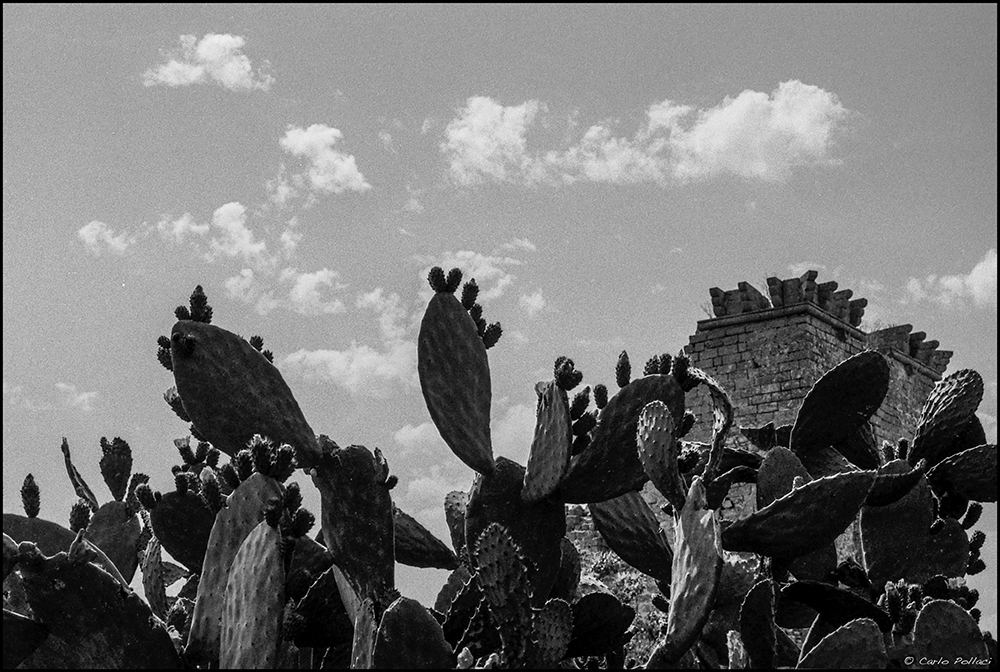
[4,4,996,622]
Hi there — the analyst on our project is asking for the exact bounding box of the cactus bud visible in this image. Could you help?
[156,335,174,371]
[967,558,986,576]
[569,387,591,421]
[191,441,208,464]
[970,607,981,623]
[125,472,150,513]
[249,334,265,352]
[962,502,983,530]
[672,351,694,391]
[135,483,157,510]
[176,438,196,466]
[969,530,986,553]
[571,433,591,455]
[290,508,315,538]
[263,500,282,529]
[284,482,303,513]
[922,575,948,600]
[69,500,92,532]
[658,353,673,375]
[880,440,895,464]
[938,491,969,520]
[261,349,274,363]
[174,472,190,496]
[219,462,241,490]
[250,435,272,476]
[165,599,189,632]
[482,322,503,349]
[965,588,980,609]
[175,305,191,321]
[234,449,253,481]
[593,384,609,410]
[572,411,598,436]
[272,445,296,482]
[200,468,223,513]
[615,350,631,388]
[385,474,399,490]
[643,355,661,376]
[21,474,40,518]
[461,279,480,310]
[428,266,447,292]
[554,357,583,391]
[186,285,213,323]
[469,303,484,322]
[205,446,220,468]
[445,268,463,293]
[678,410,696,438]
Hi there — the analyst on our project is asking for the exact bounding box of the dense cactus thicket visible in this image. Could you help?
[4,275,996,669]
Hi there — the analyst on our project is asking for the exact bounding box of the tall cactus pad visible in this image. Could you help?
[140,537,169,620]
[559,374,685,503]
[909,369,984,469]
[907,517,969,582]
[418,290,495,475]
[148,489,216,573]
[474,523,533,664]
[755,448,810,510]
[286,564,354,649]
[926,444,998,502]
[444,490,468,555]
[99,437,132,502]
[60,438,99,510]
[790,351,890,466]
[796,618,887,669]
[911,600,990,669]
[169,320,321,467]
[351,598,377,670]
[17,543,180,668]
[523,381,573,503]
[722,470,876,558]
[393,505,459,570]
[653,477,722,666]
[860,460,933,587]
[372,596,454,669]
[549,537,581,603]
[86,500,141,583]
[739,581,776,669]
[220,521,285,669]
[636,401,685,513]
[311,440,395,606]
[589,490,673,584]
[531,598,573,665]
[465,457,565,605]
[187,473,282,664]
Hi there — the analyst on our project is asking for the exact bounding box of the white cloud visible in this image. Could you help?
[280,267,347,315]
[491,402,535,465]
[519,289,546,317]
[905,249,997,311]
[419,250,522,302]
[502,237,537,253]
[442,97,542,185]
[78,220,138,255]
[55,383,97,412]
[206,202,271,266]
[787,262,829,277]
[394,421,443,456]
[282,340,418,397]
[156,213,209,244]
[357,289,410,342]
[279,124,372,195]
[441,82,848,186]
[142,34,273,91]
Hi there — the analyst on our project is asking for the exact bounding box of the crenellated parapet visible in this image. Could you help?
[709,270,869,327]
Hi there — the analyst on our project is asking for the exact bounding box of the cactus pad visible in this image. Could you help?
[588,490,673,583]
[636,400,685,513]
[722,470,876,558]
[393,505,459,570]
[564,592,635,658]
[148,489,216,573]
[220,520,285,669]
[169,320,321,467]
[911,599,989,669]
[739,580,776,669]
[522,380,573,503]
[909,369,985,469]
[926,444,997,502]
[373,596,454,669]
[780,580,892,631]
[444,490,469,555]
[559,374,685,503]
[418,289,495,475]
[86,500,141,583]
[796,617,887,669]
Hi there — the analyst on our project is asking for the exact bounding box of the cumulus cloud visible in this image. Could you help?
[502,237,537,253]
[905,249,997,311]
[55,383,97,412]
[282,341,417,397]
[442,97,542,185]
[78,221,139,255]
[142,34,273,91]
[224,266,346,316]
[156,213,209,244]
[441,82,849,186]
[491,402,535,465]
[278,124,372,196]
[519,289,546,317]
[206,202,271,266]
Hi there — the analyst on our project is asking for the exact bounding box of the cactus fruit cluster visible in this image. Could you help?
[3,277,996,669]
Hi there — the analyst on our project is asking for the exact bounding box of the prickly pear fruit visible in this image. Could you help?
[523,380,573,503]
[418,279,495,475]
[220,520,285,669]
[589,490,673,584]
[169,320,322,467]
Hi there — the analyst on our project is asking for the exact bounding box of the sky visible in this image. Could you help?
[3,4,997,627]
